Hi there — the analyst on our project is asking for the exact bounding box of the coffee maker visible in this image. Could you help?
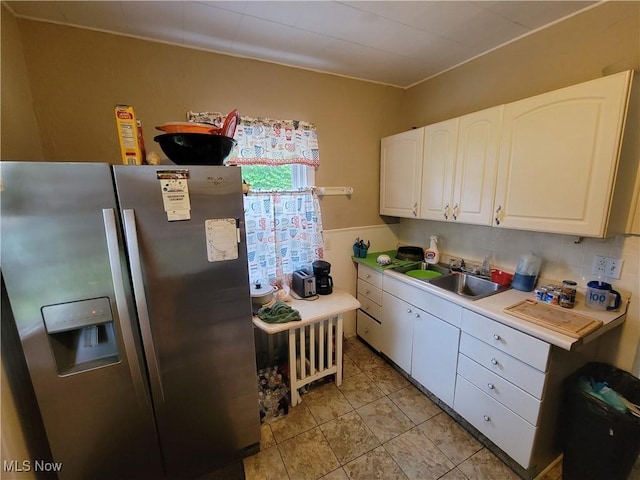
[312,260,333,295]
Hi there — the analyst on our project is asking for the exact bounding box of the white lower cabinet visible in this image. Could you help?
[412,311,460,407]
[457,354,541,426]
[380,291,416,373]
[356,310,382,351]
[356,264,384,351]
[382,274,461,404]
[454,308,555,474]
[455,376,537,468]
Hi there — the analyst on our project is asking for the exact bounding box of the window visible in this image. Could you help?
[241,164,314,191]
[187,111,324,287]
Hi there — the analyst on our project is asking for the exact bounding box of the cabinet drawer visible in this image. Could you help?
[358,264,383,289]
[460,333,546,399]
[454,376,536,468]
[384,274,462,327]
[357,310,382,351]
[457,353,541,426]
[357,294,382,319]
[357,278,382,305]
[461,309,550,372]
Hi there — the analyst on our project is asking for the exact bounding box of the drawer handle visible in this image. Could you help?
[493,334,501,341]
[483,415,491,422]
[365,329,369,334]
[365,305,370,310]
[366,290,371,295]
[490,358,498,366]
[487,383,495,390]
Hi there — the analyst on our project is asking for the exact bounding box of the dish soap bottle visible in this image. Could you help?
[425,236,440,265]
[511,252,541,292]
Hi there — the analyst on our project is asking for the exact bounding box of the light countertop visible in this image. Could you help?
[384,269,629,351]
[252,289,360,335]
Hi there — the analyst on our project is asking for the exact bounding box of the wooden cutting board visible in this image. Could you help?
[504,299,603,338]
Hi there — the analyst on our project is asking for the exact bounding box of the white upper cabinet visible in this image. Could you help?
[420,107,502,225]
[493,71,633,236]
[419,118,458,221]
[380,128,424,218]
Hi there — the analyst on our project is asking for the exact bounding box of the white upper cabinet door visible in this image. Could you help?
[420,108,502,225]
[380,128,424,218]
[419,119,458,221]
[494,71,633,236]
[452,106,503,225]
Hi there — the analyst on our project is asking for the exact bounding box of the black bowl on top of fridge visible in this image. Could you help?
[154,132,237,165]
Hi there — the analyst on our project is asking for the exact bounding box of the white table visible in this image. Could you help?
[252,289,360,406]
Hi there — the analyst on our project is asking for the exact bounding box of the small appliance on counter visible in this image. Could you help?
[312,260,333,295]
[292,270,316,298]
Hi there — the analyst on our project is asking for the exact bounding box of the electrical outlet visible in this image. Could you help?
[592,255,608,276]
[606,258,623,279]
[591,255,623,279]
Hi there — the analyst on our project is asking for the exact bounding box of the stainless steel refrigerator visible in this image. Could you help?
[1,162,260,480]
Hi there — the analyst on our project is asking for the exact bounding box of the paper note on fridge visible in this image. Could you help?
[205,218,239,262]
[160,178,191,221]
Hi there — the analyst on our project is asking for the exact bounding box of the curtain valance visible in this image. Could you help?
[187,111,319,167]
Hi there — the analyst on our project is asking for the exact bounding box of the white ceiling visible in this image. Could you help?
[5,0,598,88]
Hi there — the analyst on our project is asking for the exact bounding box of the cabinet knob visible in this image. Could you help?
[364,329,369,334]
[493,334,501,341]
[407,308,412,313]
[365,305,370,310]
[366,274,371,279]
[483,415,491,422]
[487,383,495,390]
[490,358,498,366]
[495,205,502,225]
[415,313,420,318]
[366,290,370,295]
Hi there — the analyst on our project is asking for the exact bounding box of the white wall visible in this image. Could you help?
[323,224,400,335]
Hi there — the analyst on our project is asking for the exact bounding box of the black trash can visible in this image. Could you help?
[561,362,640,480]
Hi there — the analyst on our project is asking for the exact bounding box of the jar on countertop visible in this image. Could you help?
[560,280,577,309]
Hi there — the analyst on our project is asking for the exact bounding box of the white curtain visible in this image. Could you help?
[244,190,324,288]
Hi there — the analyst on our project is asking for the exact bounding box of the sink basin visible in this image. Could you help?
[427,273,509,300]
[392,262,450,276]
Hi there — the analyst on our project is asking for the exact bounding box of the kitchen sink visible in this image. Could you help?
[427,272,509,300]
[391,262,450,276]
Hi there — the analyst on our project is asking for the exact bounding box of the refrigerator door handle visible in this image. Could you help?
[102,208,149,407]
[122,208,165,402]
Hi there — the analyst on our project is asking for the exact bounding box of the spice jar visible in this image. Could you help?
[560,280,577,309]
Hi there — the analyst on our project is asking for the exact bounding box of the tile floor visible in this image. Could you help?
[199,334,640,480]
[241,335,540,480]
